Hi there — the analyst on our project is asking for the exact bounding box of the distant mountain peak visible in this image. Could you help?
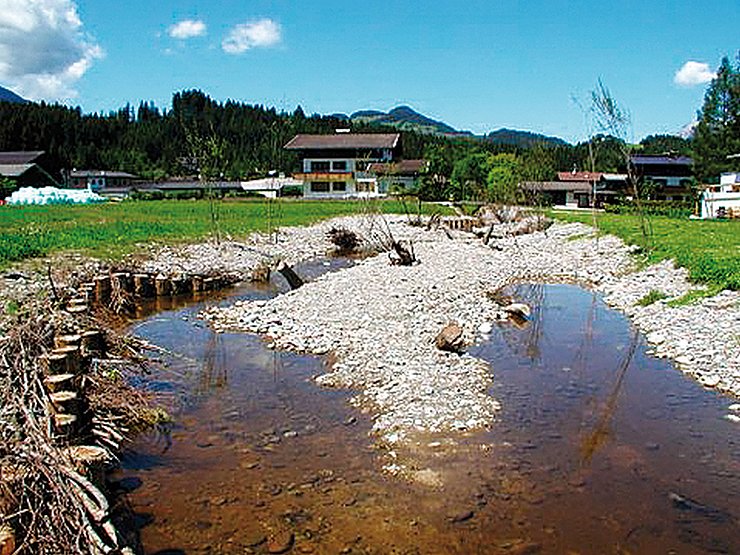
[348,104,568,146]
[0,85,27,104]
[678,120,698,139]
[350,105,462,136]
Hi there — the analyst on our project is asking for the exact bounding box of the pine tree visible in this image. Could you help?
[694,54,740,182]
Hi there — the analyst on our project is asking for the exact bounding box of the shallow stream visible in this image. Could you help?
[113,267,740,554]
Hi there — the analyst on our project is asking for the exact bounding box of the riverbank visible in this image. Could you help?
[204,216,740,447]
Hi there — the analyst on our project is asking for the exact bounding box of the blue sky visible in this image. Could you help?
[0,1,738,142]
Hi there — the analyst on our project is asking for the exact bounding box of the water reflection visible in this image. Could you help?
[114,279,739,554]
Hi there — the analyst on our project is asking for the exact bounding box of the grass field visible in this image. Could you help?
[551,211,740,291]
[0,198,434,268]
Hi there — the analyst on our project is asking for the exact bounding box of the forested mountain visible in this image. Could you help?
[485,128,567,147]
[351,105,464,135]
[0,89,693,192]
[0,91,556,181]
[0,86,26,104]
[0,92,424,180]
[349,105,568,148]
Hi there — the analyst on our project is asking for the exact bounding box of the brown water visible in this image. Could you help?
[113,276,740,555]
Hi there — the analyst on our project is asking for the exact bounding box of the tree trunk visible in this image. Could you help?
[276,261,304,290]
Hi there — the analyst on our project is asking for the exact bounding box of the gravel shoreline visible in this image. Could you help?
[3,215,736,440]
[203,216,740,443]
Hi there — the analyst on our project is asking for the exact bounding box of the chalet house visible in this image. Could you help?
[368,159,428,193]
[629,154,694,201]
[520,171,626,208]
[68,170,139,191]
[0,151,58,193]
[284,132,401,198]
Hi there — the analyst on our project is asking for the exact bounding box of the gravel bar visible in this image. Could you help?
[203,217,740,443]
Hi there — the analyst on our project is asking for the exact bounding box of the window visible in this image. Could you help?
[311,161,330,172]
[332,181,346,192]
[332,161,347,171]
[310,181,330,192]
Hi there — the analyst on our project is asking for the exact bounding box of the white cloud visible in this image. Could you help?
[168,19,206,40]
[222,18,281,54]
[0,0,103,100]
[674,61,716,87]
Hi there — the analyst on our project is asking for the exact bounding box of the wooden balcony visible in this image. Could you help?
[293,172,353,181]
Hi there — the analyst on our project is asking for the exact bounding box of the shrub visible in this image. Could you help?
[604,200,694,218]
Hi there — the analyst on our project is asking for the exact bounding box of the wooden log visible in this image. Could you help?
[65,305,89,316]
[52,346,81,375]
[93,275,111,305]
[154,275,171,297]
[171,277,189,296]
[191,275,204,293]
[67,296,89,309]
[0,524,15,555]
[250,264,271,283]
[111,272,133,294]
[80,330,105,357]
[44,373,77,393]
[49,391,79,414]
[54,334,82,349]
[53,413,78,438]
[133,273,155,298]
[42,353,69,375]
[79,282,95,303]
[275,261,304,290]
[64,445,110,484]
[203,277,219,291]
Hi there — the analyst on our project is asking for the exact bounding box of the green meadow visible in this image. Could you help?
[0,198,430,268]
[551,211,740,292]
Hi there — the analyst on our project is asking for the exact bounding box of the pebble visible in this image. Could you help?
[448,509,475,523]
[266,531,294,554]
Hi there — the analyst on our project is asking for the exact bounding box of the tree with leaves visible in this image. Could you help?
[450,152,491,200]
[486,153,522,204]
[693,53,740,182]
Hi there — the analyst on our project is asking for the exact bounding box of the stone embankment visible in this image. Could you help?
[204,216,740,444]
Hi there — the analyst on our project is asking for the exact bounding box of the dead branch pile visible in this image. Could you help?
[361,213,417,266]
[327,226,361,254]
[0,300,155,554]
[473,205,553,245]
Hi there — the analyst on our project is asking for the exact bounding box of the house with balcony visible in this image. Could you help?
[629,154,694,201]
[284,132,401,198]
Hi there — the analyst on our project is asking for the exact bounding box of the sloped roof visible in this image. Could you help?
[0,151,45,164]
[558,171,603,182]
[0,163,36,177]
[70,170,137,178]
[369,159,427,175]
[521,181,592,192]
[630,155,693,166]
[284,133,400,150]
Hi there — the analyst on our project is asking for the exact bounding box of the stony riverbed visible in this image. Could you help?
[201,216,740,442]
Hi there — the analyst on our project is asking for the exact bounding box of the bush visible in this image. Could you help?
[281,186,303,197]
[327,226,360,253]
[604,200,694,218]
